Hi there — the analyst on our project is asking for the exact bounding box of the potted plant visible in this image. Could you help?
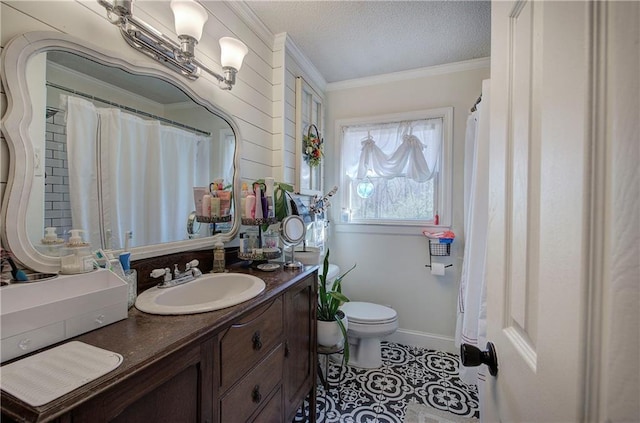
[317,249,356,363]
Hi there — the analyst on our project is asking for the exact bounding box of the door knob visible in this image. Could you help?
[460,342,498,376]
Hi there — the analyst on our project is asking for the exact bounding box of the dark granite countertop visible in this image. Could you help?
[0,265,318,423]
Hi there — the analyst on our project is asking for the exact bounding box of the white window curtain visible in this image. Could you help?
[64,96,212,249]
[343,118,443,183]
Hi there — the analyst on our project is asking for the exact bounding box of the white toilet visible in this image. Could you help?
[341,301,399,368]
[319,264,399,369]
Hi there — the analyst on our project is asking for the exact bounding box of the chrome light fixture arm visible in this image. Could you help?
[98,0,241,90]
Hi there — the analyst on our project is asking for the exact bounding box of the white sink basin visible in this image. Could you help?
[135,273,266,315]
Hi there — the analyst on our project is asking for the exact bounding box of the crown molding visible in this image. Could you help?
[326,57,491,92]
[226,1,275,48]
[281,34,326,94]
[230,2,326,93]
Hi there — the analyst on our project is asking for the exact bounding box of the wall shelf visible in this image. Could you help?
[425,239,453,269]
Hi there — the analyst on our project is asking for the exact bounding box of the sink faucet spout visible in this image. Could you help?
[152,260,201,289]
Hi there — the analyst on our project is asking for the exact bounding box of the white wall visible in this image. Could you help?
[272,33,326,189]
[325,62,489,352]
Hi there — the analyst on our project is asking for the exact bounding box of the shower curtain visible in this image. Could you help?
[65,96,211,249]
[455,80,490,392]
[64,96,102,247]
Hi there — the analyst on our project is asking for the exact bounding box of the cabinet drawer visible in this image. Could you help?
[65,302,127,338]
[251,386,282,423]
[219,297,283,392]
[220,344,284,423]
[1,322,65,362]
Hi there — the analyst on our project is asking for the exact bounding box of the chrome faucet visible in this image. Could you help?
[151,260,202,288]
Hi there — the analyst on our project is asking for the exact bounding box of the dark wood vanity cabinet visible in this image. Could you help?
[33,271,318,423]
[215,272,317,422]
[283,273,316,421]
[216,297,285,422]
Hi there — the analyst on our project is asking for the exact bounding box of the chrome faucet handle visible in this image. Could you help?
[186,260,202,277]
[185,259,199,271]
[150,268,171,283]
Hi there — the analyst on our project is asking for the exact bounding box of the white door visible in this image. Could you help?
[484,1,595,421]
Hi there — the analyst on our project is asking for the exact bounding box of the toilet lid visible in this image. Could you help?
[341,302,397,324]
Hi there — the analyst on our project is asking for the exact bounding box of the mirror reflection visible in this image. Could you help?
[29,50,235,253]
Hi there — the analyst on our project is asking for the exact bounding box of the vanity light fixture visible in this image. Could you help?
[97,0,248,90]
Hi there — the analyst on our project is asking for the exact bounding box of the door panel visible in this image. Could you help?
[485,1,591,421]
[507,0,540,351]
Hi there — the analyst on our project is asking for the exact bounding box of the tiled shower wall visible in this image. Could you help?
[44,110,71,236]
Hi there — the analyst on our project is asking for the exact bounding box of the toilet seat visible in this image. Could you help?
[341,302,397,325]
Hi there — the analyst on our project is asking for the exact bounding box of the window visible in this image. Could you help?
[337,108,453,227]
[296,77,324,195]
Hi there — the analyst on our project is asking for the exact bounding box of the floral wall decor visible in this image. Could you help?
[303,124,323,168]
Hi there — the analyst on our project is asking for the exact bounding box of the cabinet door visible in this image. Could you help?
[283,274,317,420]
[71,342,212,423]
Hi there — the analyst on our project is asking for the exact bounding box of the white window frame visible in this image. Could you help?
[295,77,324,196]
[335,107,453,233]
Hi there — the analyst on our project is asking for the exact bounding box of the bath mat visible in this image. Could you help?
[0,341,123,406]
[404,403,479,423]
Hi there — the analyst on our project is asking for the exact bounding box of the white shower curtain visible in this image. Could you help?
[455,80,490,391]
[65,97,211,250]
[63,96,102,248]
[99,109,209,249]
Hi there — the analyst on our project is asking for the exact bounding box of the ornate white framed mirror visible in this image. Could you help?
[1,32,242,274]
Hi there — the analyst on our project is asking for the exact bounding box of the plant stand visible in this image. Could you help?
[317,344,345,402]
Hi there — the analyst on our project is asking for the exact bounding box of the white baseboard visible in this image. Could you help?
[384,329,457,355]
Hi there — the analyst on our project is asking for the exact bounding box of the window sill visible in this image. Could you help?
[334,223,451,236]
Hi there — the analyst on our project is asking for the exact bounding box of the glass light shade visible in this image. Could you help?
[219,37,249,71]
[170,0,208,41]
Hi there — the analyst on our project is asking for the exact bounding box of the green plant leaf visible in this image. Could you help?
[251,179,295,229]
[335,313,350,364]
[317,248,356,365]
[329,291,349,304]
[273,183,294,222]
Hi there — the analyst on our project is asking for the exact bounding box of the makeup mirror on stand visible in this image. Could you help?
[280,216,306,269]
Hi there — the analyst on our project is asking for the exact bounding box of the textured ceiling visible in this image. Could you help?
[244,1,491,83]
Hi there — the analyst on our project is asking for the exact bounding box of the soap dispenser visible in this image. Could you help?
[60,229,94,274]
[212,241,226,273]
[37,227,64,256]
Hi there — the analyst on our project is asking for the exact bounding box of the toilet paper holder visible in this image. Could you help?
[425,239,453,269]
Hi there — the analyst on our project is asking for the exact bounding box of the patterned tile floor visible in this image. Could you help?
[295,342,479,423]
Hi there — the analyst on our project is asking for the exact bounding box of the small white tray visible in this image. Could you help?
[0,341,123,406]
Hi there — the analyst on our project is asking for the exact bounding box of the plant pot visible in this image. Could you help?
[317,311,348,348]
[294,247,321,265]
